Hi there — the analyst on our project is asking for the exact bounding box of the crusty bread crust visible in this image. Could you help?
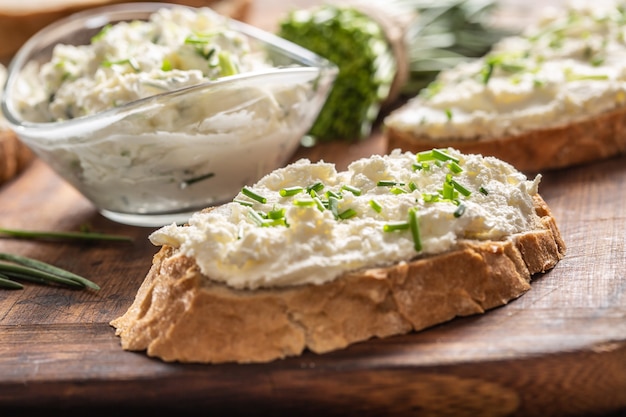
[0,0,252,61]
[385,105,626,173]
[0,128,34,184]
[111,195,565,364]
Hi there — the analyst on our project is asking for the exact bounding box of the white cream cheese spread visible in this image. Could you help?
[150,148,542,290]
[384,2,626,140]
[17,6,269,122]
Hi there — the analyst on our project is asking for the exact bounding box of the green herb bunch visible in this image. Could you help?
[277,0,511,142]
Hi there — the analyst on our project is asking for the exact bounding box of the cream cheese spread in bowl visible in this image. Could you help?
[1,3,337,226]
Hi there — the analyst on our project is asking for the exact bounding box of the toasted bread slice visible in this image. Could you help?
[385,105,626,173]
[111,149,565,364]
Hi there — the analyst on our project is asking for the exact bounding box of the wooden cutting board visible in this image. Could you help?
[1,130,625,417]
[1,1,625,416]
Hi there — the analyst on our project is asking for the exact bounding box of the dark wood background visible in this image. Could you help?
[1,1,625,416]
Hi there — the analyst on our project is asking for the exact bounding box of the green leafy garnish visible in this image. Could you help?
[241,187,267,204]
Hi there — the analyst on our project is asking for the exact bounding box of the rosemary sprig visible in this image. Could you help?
[0,253,99,290]
[0,227,133,243]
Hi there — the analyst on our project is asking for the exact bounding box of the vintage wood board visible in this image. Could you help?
[0,131,625,417]
[1,0,625,415]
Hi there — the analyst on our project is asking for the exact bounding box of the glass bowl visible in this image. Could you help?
[1,2,337,227]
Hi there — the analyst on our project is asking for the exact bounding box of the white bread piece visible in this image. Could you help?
[0,0,252,60]
[384,2,626,173]
[111,151,565,364]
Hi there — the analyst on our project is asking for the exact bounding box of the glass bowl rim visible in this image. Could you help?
[1,1,337,133]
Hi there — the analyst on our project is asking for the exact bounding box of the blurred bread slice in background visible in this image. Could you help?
[1,64,34,184]
[0,0,253,62]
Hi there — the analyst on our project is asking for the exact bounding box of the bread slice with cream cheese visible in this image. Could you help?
[110,148,565,364]
[384,2,626,173]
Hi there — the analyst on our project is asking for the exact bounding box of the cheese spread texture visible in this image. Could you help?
[150,148,542,290]
[17,6,269,122]
[384,2,626,140]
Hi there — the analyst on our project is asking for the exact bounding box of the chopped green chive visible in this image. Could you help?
[181,172,214,188]
[326,190,341,200]
[454,203,466,218]
[247,209,266,226]
[341,184,362,196]
[313,196,326,212]
[102,58,140,72]
[448,161,463,174]
[234,199,254,207]
[479,186,489,195]
[377,180,404,187]
[390,186,407,195]
[338,208,357,220]
[442,181,455,200]
[279,186,304,197]
[408,208,422,252]
[369,199,382,213]
[293,199,317,207]
[218,50,238,76]
[268,207,286,220]
[383,221,410,232]
[241,187,267,204]
[423,193,439,203]
[450,179,472,197]
[307,182,325,194]
[328,196,340,218]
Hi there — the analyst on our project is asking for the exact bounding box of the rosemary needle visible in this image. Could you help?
[0,227,133,243]
[0,253,100,290]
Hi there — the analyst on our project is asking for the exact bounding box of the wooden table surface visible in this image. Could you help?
[1,1,626,416]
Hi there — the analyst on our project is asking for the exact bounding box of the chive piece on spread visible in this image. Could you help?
[454,203,466,218]
[450,179,471,197]
[293,199,317,207]
[247,209,266,226]
[280,186,304,197]
[234,199,254,207]
[377,180,403,187]
[369,199,382,213]
[313,196,326,212]
[307,182,325,194]
[448,161,463,174]
[341,184,362,196]
[338,208,357,220]
[432,149,459,163]
[408,208,422,252]
[241,187,267,204]
[479,186,489,195]
[268,207,286,219]
[383,221,409,232]
[328,196,340,218]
